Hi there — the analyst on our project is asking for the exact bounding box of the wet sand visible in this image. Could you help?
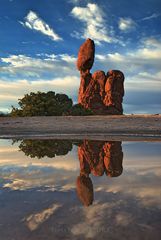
[0,115,161,141]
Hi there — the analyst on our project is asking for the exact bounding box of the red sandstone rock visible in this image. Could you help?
[79,79,106,114]
[104,70,124,113]
[92,70,106,98]
[77,38,95,71]
[78,70,92,103]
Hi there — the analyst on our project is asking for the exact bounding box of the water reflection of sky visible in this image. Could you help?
[0,139,161,240]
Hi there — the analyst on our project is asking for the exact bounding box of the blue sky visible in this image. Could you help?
[0,0,161,113]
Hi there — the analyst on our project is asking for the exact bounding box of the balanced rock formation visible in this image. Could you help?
[77,39,125,114]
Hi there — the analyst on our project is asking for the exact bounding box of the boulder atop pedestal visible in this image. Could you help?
[77,38,95,71]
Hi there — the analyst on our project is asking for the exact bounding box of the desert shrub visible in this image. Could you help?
[67,103,93,116]
[0,112,9,117]
[10,91,73,117]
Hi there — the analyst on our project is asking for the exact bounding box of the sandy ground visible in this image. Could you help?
[0,115,161,141]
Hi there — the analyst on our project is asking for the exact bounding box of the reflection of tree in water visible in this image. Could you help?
[15,139,74,159]
[76,140,123,206]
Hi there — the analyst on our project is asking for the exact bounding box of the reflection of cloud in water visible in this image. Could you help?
[71,203,109,238]
[0,180,161,239]
[25,203,62,231]
[2,166,78,190]
[71,199,161,239]
[0,140,79,170]
[115,212,133,226]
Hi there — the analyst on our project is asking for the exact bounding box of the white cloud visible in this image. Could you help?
[21,11,62,41]
[1,53,77,78]
[69,0,87,4]
[143,37,161,48]
[124,75,161,92]
[58,54,76,63]
[118,18,136,31]
[71,3,113,44]
[95,37,161,77]
[0,75,79,96]
[141,13,161,21]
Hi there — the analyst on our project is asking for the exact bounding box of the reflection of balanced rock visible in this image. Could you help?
[76,175,93,206]
[77,140,123,206]
[78,140,123,178]
[78,140,104,176]
[77,39,124,114]
[103,142,123,177]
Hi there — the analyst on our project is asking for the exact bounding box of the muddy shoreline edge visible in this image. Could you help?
[0,115,161,141]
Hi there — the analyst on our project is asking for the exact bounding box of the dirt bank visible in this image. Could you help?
[0,115,161,141]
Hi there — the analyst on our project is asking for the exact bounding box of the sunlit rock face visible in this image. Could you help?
[104,70,125,114]
[77,140,123,206]
[77,39,124,114]
[77,38,95,71]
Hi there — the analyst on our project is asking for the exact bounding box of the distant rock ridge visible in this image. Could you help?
[77,38,125,114]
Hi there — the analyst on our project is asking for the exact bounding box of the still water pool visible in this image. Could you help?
[0,139,161,240]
